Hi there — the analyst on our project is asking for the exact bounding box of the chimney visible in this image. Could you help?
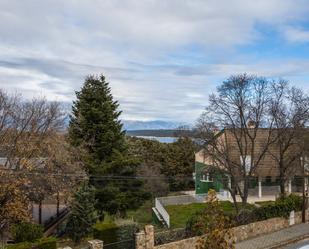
[247,120,256,129]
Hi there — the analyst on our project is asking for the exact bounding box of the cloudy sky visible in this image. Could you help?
[1,0,309,123]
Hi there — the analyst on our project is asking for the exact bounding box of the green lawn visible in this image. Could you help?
[165,203,207,228]
[127,200,154,227]
[165,201,254,229]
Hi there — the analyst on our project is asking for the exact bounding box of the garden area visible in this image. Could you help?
[165,201,255,228]
[4,194,303,249]
[153,193,304,246]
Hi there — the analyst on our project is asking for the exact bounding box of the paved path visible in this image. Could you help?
[236,223,309,249]
[284,238,309,249]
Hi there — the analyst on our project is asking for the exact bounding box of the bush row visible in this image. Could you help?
[186,194,303,233]
[233,194,302,225]
[6,237,57,249]
[11,223,43,243]
[93,221,138,249]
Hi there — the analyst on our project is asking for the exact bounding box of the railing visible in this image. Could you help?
[155,198,170,228]
[103,239,135,249]
[43,208,70,237]
[155,227,189,246]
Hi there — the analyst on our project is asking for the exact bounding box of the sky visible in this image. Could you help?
[1,0,309,123]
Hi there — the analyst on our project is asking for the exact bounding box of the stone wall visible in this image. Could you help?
[135,210,309,249]
[232,210,309,243]
[232,217,289,243]
[135,225,154,249]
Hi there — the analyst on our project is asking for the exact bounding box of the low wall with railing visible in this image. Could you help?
[154,194,207,228]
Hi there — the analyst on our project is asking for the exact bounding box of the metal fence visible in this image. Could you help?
[103,239,135,249]
[154,228,190,246]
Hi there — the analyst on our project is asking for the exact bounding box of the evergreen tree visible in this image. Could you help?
[69,75,149,216]
[164,137,195,191]
[69,74,125,163]
[66,183,97,243]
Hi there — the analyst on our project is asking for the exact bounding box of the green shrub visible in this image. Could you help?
[231,209,255,226]
[252,194,302,221]
[93,222,118,244]
[6,242,32,249]
[12,223,43,243]
[277,194,302,211]
[35,237,57,249]
[117,223,138,240]
[185,210,204,236]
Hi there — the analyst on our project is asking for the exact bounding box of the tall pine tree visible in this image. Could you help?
[69,75,149,216]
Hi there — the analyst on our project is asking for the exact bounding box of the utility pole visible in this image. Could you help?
[301,156,306,223]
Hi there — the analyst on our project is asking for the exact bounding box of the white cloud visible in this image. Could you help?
[0,0,309,122]
[283,26,309,43]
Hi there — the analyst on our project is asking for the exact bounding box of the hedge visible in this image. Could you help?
[93,221,138,248]
[6,242,32,249]
[35,237,57,249]
[233,194,302,225]
[5,237,57,249]
[11,223,43,243]
[93,222,118,244]
[251,194,302,221]
[187,194,303,232]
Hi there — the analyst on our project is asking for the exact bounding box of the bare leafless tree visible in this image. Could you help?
[0,89,83,231]
[196,74,277,207]
[268,81,309,196]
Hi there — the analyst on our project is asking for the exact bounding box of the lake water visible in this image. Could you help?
[136,136,177,143]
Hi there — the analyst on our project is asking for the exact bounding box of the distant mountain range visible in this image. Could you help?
[63,118,189,136]
[122,120,183,131]
[126,129,180,137]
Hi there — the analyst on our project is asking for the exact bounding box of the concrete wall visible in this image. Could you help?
[32,203,66,223]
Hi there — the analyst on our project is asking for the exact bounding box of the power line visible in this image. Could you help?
[0,168,308,181]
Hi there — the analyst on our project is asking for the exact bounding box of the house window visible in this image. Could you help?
[240,155,251,174]
[201,173,213,182]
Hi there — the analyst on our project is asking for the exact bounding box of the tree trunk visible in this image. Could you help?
[241,178,249,206]
[279,161,286,197]
[56,191,60,217]
[38,201,42,225]
[280,178,286,197]
[230,190,239,213]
